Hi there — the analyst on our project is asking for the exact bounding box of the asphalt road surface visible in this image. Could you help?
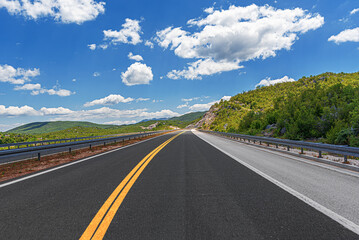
[0,130,358,239]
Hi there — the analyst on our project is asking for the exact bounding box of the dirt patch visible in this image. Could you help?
[0,132,173,183]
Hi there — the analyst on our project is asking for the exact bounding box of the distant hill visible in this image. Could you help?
[7,121,116,134]
[169,111,205,122]
[6,111,205,136]
[196,71,359,147]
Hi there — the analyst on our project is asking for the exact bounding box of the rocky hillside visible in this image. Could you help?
[196,71,359,147]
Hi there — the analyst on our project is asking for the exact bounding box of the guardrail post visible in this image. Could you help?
[267,143,270,147]
[287,146,290,151]
[104,142,106,146]
[344,155,348,164]
[38,152,41,161]
[300,148,304,154]
[90,144,92,150]
[69,147,72,153]
[259,141,262,145]
[318,151,322,158]
[276,144,278,148]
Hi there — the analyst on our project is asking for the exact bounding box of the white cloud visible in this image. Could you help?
[167,59,242,80]
[72,78,76,82]
[14,83,73,97]
[184,96,231,111]
[39,107,74,115]
[156,4,324,79]
[104,18,142,45]
[121,62,153,86]
[177,103,189,109]
[14,83,41,90]
[0,105,180,121]
[98,44,108,50]
[31,88,73,97]
[88,44,96,50]
[0,0,105,24]
[256,76,295,87]
[84,94,134,107]
[0,64,40,84]
[350,8,359,15]
[221,96,231,101]
[93,72,100,77]
[136,97,150,102]
[51,107,180,121]
[104,120,137,125]
[189,101,217,111]
[328,27,359,44]
[145,40,154,48]
[0,105,39,116]
[128,52,143,61]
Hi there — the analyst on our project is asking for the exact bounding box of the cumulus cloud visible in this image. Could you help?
[350,8,359,15]
[1,64,73,97]
[256,76,295,87]
[84,94,134,107]
[328,27,359,44]
[0,0,105,24]
[31,88,73,97]
[167,59,242,80]
[121,62,153,86]
[177,103,189,109]
[0,104,180,121]
[93,72,100,77]
[39,107,74,115]
[104,18,142,45]
[128,52,143,61]
[0,64,40,84]
[14,82,73,97]
[156,4,324,79]
[0,105,39,116]
[14,83,41,91]
[51,107,180,121]
[88,44,96,50]
[145,40,154,48]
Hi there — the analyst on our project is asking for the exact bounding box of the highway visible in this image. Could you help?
[0,130,358,239]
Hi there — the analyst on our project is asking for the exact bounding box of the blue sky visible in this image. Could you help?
[0,0,358,131]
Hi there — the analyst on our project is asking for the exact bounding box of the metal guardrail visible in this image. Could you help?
[0,133,147,150]
[0,131,168,161]
[200,130,359,163]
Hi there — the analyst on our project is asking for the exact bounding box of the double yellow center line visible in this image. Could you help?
[80,131,184,240]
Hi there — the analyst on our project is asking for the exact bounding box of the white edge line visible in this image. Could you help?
[0,133,172,189]
[203,131,359,178]
[192,130,359,236]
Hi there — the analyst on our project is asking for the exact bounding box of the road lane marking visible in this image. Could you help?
[80,131,184,240]
[0,132,174,189]
[193,130,359,236]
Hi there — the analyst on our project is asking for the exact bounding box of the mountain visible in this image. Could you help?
[7,121,115,134]
[196,71,359,147]
[6,111,205,136]
[169,111,205,122]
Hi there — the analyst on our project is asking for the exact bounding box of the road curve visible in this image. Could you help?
[0,130,358,239]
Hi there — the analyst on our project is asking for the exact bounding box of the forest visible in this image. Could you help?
[205,72,359,147]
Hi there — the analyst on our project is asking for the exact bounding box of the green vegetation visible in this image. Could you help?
[203,72,359,147]
[2,112,205,143]
[0,133,37,144]
[8,121,115,135]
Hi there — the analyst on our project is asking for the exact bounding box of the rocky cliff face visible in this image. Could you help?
[194,105,219,129]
